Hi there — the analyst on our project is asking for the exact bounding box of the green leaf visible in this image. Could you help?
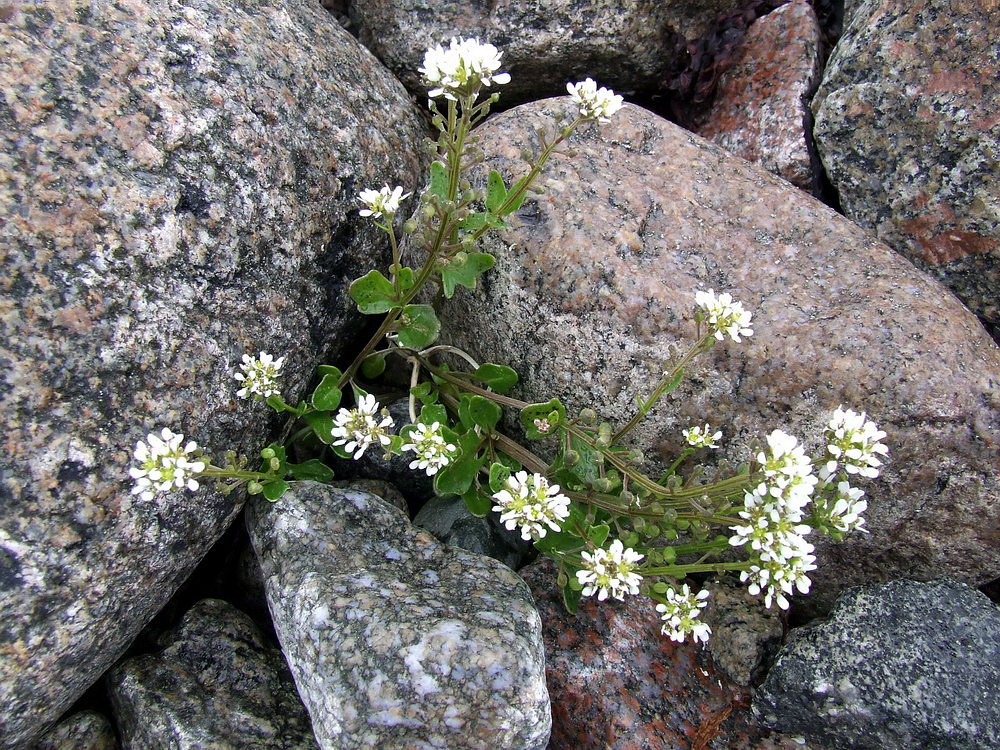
[461,485,493,517]
[288,459,334,482]
[562,581,583,614]
[433,431,484,496]
[534,527,585,555]
[410,381,438,405]
[316,364,341,377]
[488,462,511,493]
[397,304,440,349]
[561,432,603,488]
[440,253,495,298]
[349,270,397,314]
[587,524,610,547]
[459,212,488,232]
[397,266,416,290]
[419,403,449,426]
[303,411,334,444]
[429,160,449,200]
[310,373,342,412]
[360,353,386,379]
[472,363,518,393]
[486,170,507,212]
[458,394,501,432]
[262,479,290,502]
[500,175,532,215]
[520,399,566,439]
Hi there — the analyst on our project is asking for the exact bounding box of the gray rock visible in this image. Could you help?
[701,578,784,686]
[434,97,1000,611]
[108,598,317,750]
[754,579,1000,749]
[31,711,117,750]
[812,0,1000,336]
[698,0,823,191]
[0,1,425,745]
[246,482,550,750]
[413,495,535,570]
[350,0,745,106]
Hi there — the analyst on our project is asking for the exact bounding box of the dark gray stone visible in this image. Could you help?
[433,97,1000,611]
[246,482,550,749]
[812,0,1000,335]
[31,711,117,750]
[0,2,425,746]
[413,495,535,570]
[108,598,317,750]
[701,578,784,686]
[350,0,745,106]
[754,579,1000,749]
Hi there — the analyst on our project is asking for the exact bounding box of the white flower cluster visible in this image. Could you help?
[130,428,206,501]
[576,539,644,601]
[234,351,285,400]
[401,421,456,476]
[566,78,623,122]
[694,289,754,343]
[730,429,818,609]
[683,423,722,449]
[655,584,711,644]
[821,406,888,480]
[815,480,869,534]
[331,394,394,460]
[358,185,410,220]
[420,37,511,100]
[491,471,571,541]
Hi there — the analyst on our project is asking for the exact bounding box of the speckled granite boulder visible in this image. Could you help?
[31,711,117,750]
[413,495,535,570]
[436,98,1000,611]
[246,482,550,750]
[701,578,784,686]
[698,0,823,191]
[350,0,745,106]
[812,0,1000,336]
[755,579,1000,749]
[107,598,317,749]
[0,2,425,746]
[520,560,813,749]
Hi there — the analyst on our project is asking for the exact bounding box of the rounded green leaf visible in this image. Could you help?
[262,479,290,502]
[397,304,441,349]
[349,270,397,314]
[360,353,387,379]
[310,373,342,412]
[472,363,518,393]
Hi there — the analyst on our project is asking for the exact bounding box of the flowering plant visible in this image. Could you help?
[130,38,886,644]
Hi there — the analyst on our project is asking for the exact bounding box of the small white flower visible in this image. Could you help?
[331,394,394,460]
[129,427,207,501]
[694,289,754,343]
[817,480,869,534]
[655,584,712,643]
[740,547,817,610]
[491,471,571,541]
[566,78,624,122]
[358,185,410,220]
[821,406,889,480]
[728,483,814,563]
[755,429,817,508]
[401,421,457,476]
[420,37,511,100]
[233,351,285,400]
[576,539,644,601]
[682,423,722,449]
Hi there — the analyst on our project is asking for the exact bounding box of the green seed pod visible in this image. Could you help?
[260,447,276,460]
[421,203,436,219]
[247,481,264,495]
[269,457,281,472]
[563,449,580,466]
[578,408,597,424]
[403,219,418,234]
[662,546,677,563]
[592,477,612,493]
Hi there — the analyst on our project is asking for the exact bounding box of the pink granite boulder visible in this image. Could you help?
[436,98,1000,612]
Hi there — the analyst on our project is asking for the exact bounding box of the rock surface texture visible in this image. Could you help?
[700,578,784,686]
[107,598,318,749]
[755,579,1000,749]
[350,0,746,106]
[0,2,425,746]
[698,0,823,191]
[246,482,550,750]
[520,560,813,749]
[31,711,118,750]
[414,495,536,570]
[812,0,1000,336]
[437,99,1000,611]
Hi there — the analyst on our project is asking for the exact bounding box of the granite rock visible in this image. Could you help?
[812,0,1000,336]
[755,579,1000,749]
[519,560,813,749]
[246,482,550,750]
[350,0,746,106]
[698,0,823,191]
[107,598,317,749]
[413,495,536,570]
[0,2,425,745]
[435,98,1000,611]
[31,711,117,750]
[701,578,784,686]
